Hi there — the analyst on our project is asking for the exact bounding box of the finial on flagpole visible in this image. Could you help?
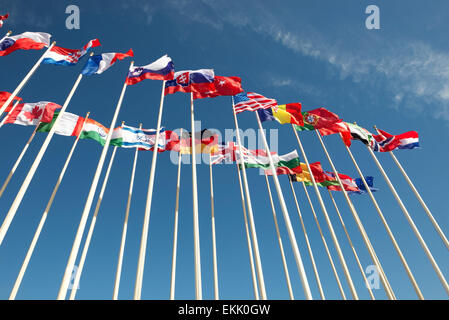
[86,111,91,117]
[373,125,378,130]
[51,41,56,46]
[121,121,125,127]
[90,52,94,56]
[7,30,12,36]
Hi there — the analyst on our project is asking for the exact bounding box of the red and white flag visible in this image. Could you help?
[233,92,277,114]
[3,101,61,127]
[0,31,51,56]
[0,13,8,28]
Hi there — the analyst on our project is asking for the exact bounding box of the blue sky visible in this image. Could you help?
[0,0,448,300]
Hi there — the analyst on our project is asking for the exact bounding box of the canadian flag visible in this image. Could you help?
[3,101,61,127]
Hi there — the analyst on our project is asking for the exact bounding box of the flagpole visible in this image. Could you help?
[234,161,260,300]
[232,97,267,300]
[365,143,449,296]
[3,30,12,38]
[254,112,312,299]
[0,41,56,117]
[0,70,84,246]
[301,181,347,299]
[287,178,325,300]
[314,130,395,299]
[264,174,294,300]
[169,137,183,300]
[342,137,424,299]
[327,189,375,300]
[373,126,449,251]
[134,79,167,300]
[113,123,141,300]
[8,112,90,300]
[69,142,119,300]
[0,99,20,127]
[290,124,357,299]
[0,121,38,199]
[58,61,133,300]
[209,153,219,300]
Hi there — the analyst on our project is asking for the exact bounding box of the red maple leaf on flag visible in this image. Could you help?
[24,105,43,122]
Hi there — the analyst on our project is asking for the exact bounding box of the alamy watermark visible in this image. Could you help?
[65,5,80,30]
[365,5,380,30]
[365,264,380,290]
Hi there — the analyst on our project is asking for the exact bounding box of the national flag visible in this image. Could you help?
[263,150,303,175]
[235,146,300,173]
[164,69,215,95]
[168,129,219,154]
[42,39,101,66]
[0,31,51,56]
[326,172,360,192]
[233,92,277,114]
[349,176,379,195]
[294,107,341,132]
[0,14,8,28]
[79,118,122,146]
[193,76,243,99]
[3,101,60,126]
[258,103,304,126]
[0,91,22,112]
[37,111,85,136]
[81,49,134,75]
[289,162,338,187]
[126,55,175,84]
[210,142,234,164]
[119,125,167,151]
[318,121,352,147]
[374,129,419,151]
[346,122,381,151]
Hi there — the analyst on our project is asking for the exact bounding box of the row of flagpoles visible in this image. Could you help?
[0,29,448,300]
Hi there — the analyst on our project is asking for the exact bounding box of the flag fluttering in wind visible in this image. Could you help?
[233,92,277,114]
[81,49,134,75]
[289,162,339,187]
[346,122,382,151]
[126,55,175,84]
[326,172,360,192]
[164,69,215,95]
[257,103,304,126]
[294,107,341,131]
[0,13,8,28]
[37,111,85,136]
[0,31,51,56]
[263,150,303,175]
[193,76,243,99]
[0,91,22,112]
[210,142,237,164]
[42,39,101,66]
[3,101,60,126]
[374,129,419,151]
[318,121,352,147]
[118,125,167,151]
[169,129,219,154]
[349,176,379,195]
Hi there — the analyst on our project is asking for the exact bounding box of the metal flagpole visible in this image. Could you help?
[0,41,56,117]
[0,99,20,127]
[58,61,133,300]
[301,181,347,299]
[234,161,259,300]
[209,154,219,300]
[365,143,449,296]
[0,121,38,199]
[254,112,313,300]
[113,124,141,300]
[169,135,183,300]
[190,92,202,300]
[9,112,90,300]
[327,189,375,300]
[342,138,424,299]
[3,30,12,38]
[314,130,395,299]
[232,97,267,299]
[291,124,358,299]
[134,79,167,300]
[264,174,294,300]
[287,178,325,300]
[69,142,120,300]
[0,70,84,246]
[373,126,449,251]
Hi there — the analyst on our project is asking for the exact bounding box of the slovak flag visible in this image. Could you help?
[164,69,214,95]
[0,31,51,57]
[42,39,101,66]
[0,14,8,28]
[81,49,134,75]
[126,54,175,84]
[2,101,61,127]
[374,129,419,151]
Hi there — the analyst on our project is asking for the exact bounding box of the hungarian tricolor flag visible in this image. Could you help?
[193,76,243,99]
[3,101,60,127]
[294,107,341,131]
[0,32,51,56]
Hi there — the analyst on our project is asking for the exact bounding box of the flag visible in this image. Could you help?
[374,129,419,151]
[126,55,175,84]
[263,150,303,175]
[349,176,379,195]
[289,162,338,187]
[294,107,341,131]
[3,101,60,126]
[79,118,122,146]
[0,31,51,56]
[193,76,243,99]
[0,13,8,28]
[346,122,381,151]
[119,125,167,151]
[0,91,22,112]
[174,129,219,154]
[326,172,360,192]
[318,121,352,147]
[37,111,85,136]
[210,142,234,164]
[164,69,215,95]
[235,146,301,173]
[81,49,134,75]
[42,39,101,66]
[233,92,277,114]
[257,103,304,126]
